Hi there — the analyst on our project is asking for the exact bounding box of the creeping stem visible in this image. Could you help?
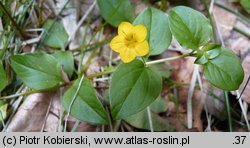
[0,52,193,100]
[146,52,195,65]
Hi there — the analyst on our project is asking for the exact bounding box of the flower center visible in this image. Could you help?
[124,34,137,48]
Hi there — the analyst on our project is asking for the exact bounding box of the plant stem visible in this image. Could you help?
[146,52,192,65]
[203,0,220,44]
[224,91,233,132]
[64,75,85,132]
[215,1,250,25]
[233,26,250,39]
[0,2,25,39]
[38,0,44,26]
[147,107,154,132]
[0,52,192,100]
[0,89,39,100]
[87,69,116,79]
[0,83,66,100]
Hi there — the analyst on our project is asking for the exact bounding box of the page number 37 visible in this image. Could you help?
[233,136,246,144]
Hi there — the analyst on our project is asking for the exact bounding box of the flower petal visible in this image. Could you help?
[132,24,147,42]
[118,22,133,37]
[110,35,125,52]
[134,40,149,56]
[120,48,136,63]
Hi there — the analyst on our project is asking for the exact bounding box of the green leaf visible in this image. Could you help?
[43,19,68,49]
[150,96,167,113]
[203,48,244,90]
[169,6,212,50]
[124,109,174,131]
[52,51,74,78]
[110,59,162,119]
[241,0,250,14]
[97,0,133,27]
[150,63,171,79]
[0,61,8,92]
[195,44,222,65]
[124,98,173,131]
[63,77,109,124]
[133,7,172,55]
[10,53,63,90]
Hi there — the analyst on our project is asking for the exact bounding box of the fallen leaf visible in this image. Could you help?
[213,6,237,39]
[6,91,57,132]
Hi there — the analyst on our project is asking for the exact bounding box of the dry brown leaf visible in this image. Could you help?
[43,91,62,132]
[131,0,148,15]
[213,6,237,39]
[162,51,205,131]
[205,87,226,119]
[6,91,57,132]
[239,49,250,103]
[227,32,250,103]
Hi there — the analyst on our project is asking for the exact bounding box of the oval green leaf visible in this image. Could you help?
[43,19,68,49]
[203,48,244,90]
[97,0,133,27]
[10,53,63,90]
[133,7,172,55]
[52,51,74,78]
[0,61,8,92]
[63,77,109,124]
[110,59,162,119]
[169,6,212,50]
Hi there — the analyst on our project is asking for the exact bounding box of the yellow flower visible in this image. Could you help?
[110,22,149,63]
